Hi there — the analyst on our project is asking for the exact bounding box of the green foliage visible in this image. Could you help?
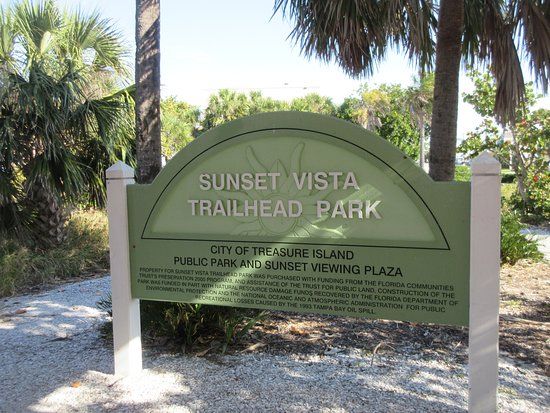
[501,183,516,203]
[510,171,550,223]
[99,297,266,353]
[454,165,471,182]
[161,97,200,159]
[202,89,249,131]
[202,89,289,131]
[457,119,511,167]
[524,172,550,220]
[290,93,337,115]
[511,109,550,220]
[337,96,360,121]
[463,70,501,118]
[0,210,109,296]
[343,84,422,159]
[275,0,548,126]
[249,91,289,114]
[500,211,543,265]
[353,87,391,130]
[196,78,432,165]
[408,73,434,114]
[201,90,337,132]
[501,169,516,184]
[141,301,266,352]
[0,0,134,236]
[461,69,549,221]
[447,167,542,264]
[218,308,266,353]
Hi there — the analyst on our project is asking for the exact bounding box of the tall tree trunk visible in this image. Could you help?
[135,0,162,184]
[429,0,464,181]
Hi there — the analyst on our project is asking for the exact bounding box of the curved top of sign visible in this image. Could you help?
[130,112,467,250]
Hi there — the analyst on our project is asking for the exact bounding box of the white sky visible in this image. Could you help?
[3,0,548,142]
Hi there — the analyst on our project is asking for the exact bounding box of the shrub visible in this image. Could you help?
[0,210,109,296]
[500,211,542,265]
[99,297,266,353]
[501,169,516,184]
[454,165,471,182]
[510,172,550,224]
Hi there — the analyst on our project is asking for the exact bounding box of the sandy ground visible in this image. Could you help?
[0,276,548,413]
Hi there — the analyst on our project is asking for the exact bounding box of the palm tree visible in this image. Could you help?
[0,0,133,245]
[353,87,391,131]
[407,72,434,169]
[202,89,251,131]
[135,0,162,184]
[274,0,549,181]
[290,93,337,115]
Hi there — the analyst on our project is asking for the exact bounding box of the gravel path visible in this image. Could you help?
[521,226,550,261]
[0,276,548,413]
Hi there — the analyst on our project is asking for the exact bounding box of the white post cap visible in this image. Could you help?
[106,161,135,179]
[471,151,501,175]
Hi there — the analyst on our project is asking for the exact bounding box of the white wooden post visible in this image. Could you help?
[469,151,501,412]
[106,161,142,376]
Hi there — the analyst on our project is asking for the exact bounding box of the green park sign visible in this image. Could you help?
[108,111,501,411]
[126,112,470,326]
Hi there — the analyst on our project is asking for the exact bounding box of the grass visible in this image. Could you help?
[0,209,109,297]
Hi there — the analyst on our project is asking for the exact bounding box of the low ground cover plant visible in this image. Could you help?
[0,210,109,296]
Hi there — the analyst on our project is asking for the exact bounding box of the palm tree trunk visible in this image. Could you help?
[135,0,162,184]
[32,184,69,247]
[429,0,464,181]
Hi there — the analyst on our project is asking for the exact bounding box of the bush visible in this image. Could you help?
[454,165,471,182]
[500,211,543,265]
[99,297,266,353]
[0,210,109,296]
[149,302,266,353]
[501,169,516,183]
[510,172,550,223]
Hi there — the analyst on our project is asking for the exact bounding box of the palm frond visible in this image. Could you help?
[381,0,437,72]
[463,0,549,125]
[274,0,436,76]
[0,7,17,71]
[60,8,128,76]
[24,150,86,201]
[13,0,61,62]
[515,0,550,94]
